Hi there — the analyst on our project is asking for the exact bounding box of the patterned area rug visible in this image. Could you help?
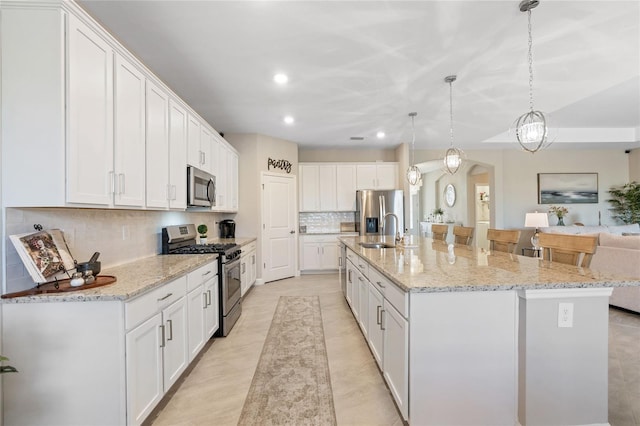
[237,296,337,426]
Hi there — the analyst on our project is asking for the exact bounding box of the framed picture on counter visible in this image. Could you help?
[538,173,598,204]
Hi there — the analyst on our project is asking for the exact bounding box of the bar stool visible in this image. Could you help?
[487,229,521,254]
[431,224,448,241]
[537,233,598,267]
[453,226,475,246]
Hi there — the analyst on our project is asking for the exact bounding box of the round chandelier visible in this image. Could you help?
[443,75,465,175]
[406,112,421,186]
[513,0,552,153]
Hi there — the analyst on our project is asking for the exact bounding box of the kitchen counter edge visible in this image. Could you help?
[2,254,219,304]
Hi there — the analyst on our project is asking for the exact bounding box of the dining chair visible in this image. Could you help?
[431,224,448,241]
[487,229,521,254]
[453,226,475,245]
[537,233,598,267]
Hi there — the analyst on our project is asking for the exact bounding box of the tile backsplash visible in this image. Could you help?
[299,212,356,234]
[4,207,226,294]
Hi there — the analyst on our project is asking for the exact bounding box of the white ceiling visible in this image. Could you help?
[78,0,640,151]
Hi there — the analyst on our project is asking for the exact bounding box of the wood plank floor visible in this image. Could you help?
[149,274,640,426]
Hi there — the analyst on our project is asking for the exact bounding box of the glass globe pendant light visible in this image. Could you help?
[443,75,464,175]
[406,112,421,186]
[513,0,552,153]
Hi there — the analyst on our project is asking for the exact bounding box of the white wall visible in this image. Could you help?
[299,148,397,162]
[629,148,640,182]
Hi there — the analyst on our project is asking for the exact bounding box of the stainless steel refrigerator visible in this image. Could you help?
[356,190,404,237]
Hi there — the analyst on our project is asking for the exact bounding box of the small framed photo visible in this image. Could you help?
[538,173,598,204]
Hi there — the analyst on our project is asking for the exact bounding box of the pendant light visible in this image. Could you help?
[513,0,552,153]
[443,75,464,175]
[406,112,421,186]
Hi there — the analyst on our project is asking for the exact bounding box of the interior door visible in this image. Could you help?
[262,173,297,283]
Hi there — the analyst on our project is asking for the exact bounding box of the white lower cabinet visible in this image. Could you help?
[240,241,257,296]
[382,301,408,420]
[186,261,219,361]
[367,284,384,368]
[300,235,340,271]
[125,276,188,425]
[357,274,369,336]
[345,249,408,421]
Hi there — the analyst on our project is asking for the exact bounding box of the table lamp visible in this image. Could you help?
[524,212,549,249]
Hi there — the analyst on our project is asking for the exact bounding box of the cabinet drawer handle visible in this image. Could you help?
[207,290,212,306]
[159,325,166,348]
[167,319,173,341]
[380,309,386,330]
[377,281,385,288]
[157,293,173,301]
[202,270,212,276]
[358,277,363,282]
[376,305,382,325]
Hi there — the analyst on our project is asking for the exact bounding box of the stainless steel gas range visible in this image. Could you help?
[162,224,242,337]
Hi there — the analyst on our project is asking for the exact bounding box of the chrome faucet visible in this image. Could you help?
[383,212,402,244]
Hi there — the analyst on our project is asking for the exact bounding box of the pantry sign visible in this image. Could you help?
[267,158,292,174]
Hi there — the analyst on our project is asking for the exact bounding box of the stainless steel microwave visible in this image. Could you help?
[187,166,216,207]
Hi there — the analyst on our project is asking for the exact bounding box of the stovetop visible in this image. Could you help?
[169,243,238,255]
[161,224,241,261]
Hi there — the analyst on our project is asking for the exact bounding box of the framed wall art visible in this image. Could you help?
[537,173,598,204]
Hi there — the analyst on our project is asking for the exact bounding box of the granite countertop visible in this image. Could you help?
[2,254,218,304]
[210,237,256,246]
[340,236,640,293]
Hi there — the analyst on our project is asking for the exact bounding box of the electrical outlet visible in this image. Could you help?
[558,302,574,328]
[122,225,130,240]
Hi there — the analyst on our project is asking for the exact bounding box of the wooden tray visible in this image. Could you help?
[1,275,117,299]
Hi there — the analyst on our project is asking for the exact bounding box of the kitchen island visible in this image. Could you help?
[340,236,639,426]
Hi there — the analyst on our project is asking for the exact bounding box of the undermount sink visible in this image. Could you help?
[359,242,395,249]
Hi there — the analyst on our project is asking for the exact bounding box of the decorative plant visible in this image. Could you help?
[548,206,569,218]
[433,208,444,216]
[0,356,17,374]
[608,182,640,224]
[197,224,208,238]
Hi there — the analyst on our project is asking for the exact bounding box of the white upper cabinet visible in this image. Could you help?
[67,13,114,205]
[299,162,397,212]
[356,163,398,190]
[216,136,228,209]
[168,100,187,210]
[299,164,337,212]
[187,113,202,168]
[336,165,357,211]
[199,125,215,176]
[300,164,321,211]
[0,3,232,211]
[114,54,146,207]
[145,80,170,209]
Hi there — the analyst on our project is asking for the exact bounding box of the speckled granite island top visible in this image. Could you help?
[340,236,640,293]
[2,254,218,303]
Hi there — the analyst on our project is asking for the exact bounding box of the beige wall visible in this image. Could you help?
[413,148,630,229]
[299,148,397,162]
[4,207,224,294]
[629,148,640,182]
[226,133,298,282]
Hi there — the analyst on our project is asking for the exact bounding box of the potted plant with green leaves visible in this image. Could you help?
[0,356,17,374]
[608,182,640,224]
[433,207,444,223]
[548,205,569,226]
[197,224,208,245]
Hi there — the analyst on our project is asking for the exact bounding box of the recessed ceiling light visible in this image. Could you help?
[376,131,385,139]
[273,73,289,85]
[283,116,294,124]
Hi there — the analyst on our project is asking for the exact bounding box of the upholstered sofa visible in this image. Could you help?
[518,224,640,313]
